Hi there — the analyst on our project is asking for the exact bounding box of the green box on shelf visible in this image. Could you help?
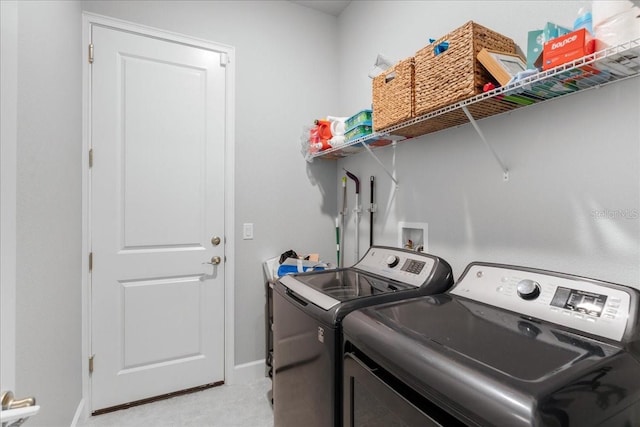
[345,124,373,142]
[527,22,571,69]
[345,110,373,131]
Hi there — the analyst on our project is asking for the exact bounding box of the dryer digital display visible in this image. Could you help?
[551,287,608,317]
[400,259,426,275]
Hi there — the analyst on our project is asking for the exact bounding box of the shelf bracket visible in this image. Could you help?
[362,141,399,187]
[462,106,509,182]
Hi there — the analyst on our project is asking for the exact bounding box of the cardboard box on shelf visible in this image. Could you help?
[527,30,544,69]
[544,21,572,43]
[540,28,595,70]
[527,22,572,69]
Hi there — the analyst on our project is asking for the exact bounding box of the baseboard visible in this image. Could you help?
[70,398,85,427]
[72,362,266,422]
[231,359,266,385]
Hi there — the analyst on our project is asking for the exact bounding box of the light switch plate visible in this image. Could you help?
[243,223,254,240]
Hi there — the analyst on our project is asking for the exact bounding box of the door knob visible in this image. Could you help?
[201,256,221,266]
[203,256,222,265]
[211,236,221,246]
[1,391,36,410]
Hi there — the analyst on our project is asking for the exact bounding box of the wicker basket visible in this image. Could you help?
[414,21,516,115]
[372,57,414,132]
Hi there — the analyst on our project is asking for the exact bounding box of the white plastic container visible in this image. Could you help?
[593,0,637,26]
[593,0,640,50]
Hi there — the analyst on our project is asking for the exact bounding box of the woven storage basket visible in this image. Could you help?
[372,57,414,132]
[415,21,516,115]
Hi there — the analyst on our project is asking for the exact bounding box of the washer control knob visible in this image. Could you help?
[386,255,400,268]
[517,279,541,300]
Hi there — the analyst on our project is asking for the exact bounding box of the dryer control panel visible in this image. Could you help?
[354,246,436,288]
[451,263,636,342]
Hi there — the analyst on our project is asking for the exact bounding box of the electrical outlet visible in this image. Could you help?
[243,223,254,240]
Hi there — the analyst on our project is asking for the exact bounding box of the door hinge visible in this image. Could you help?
[89,355,95,374]
[89,148,93,168]
[220,52,229,67]
[88,43,94,64]
[89,252,93,272]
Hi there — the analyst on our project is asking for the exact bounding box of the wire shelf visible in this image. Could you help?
[309,37,640,161]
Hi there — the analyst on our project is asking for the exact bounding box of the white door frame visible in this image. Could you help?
[81,12,236,418]
[1,0,18,396]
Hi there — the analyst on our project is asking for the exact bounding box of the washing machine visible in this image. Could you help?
[343,262,640,426]
[273,245,454,427]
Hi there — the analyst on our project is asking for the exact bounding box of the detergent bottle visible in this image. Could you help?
[314,119,333,140]
[309,120,332,152]
[574,6,594,35]
[314,119,333,150]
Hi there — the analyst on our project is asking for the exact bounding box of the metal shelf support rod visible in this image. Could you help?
[362,142,399,187]
[462,106,509,181]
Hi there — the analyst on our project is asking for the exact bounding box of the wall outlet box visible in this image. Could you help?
[398,222,428,252]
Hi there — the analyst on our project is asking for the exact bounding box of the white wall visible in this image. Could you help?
[81,0,340,366]
[336,1,640,287]
[15,1,84,426]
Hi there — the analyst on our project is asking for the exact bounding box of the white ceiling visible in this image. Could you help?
[290,0,352,17]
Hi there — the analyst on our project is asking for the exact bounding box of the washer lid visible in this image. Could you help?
[352,295,619,380]
[343,294,640,426]
[283,269,413,310]
[397,297,617,379]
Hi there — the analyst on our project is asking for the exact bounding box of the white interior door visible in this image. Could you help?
[90,24,227,412]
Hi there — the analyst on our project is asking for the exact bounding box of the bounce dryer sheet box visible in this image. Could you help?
[540,28,595,70]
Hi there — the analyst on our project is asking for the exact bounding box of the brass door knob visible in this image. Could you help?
[1,390,36,410]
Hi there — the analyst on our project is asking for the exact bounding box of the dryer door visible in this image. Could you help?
[343,351,464,426]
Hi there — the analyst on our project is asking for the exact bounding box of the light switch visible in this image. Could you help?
[243,223,254,240]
